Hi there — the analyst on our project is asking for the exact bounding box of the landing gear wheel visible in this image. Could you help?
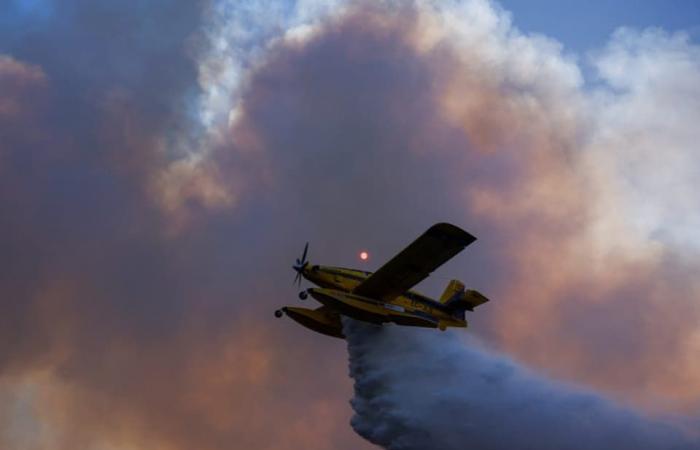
[298,291,308,300]
[274,309,283,318]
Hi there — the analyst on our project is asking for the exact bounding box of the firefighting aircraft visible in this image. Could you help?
[274,223,489,339]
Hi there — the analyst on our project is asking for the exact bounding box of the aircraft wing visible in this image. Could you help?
[352,223,476,302]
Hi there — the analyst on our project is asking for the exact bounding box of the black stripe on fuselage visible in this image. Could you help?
[322,266,452,314]
[323,268,366,281]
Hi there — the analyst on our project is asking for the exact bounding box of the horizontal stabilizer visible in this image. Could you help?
[445,288,489,312]
[463,289,489,310]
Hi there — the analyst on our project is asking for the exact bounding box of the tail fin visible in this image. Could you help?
[441,279,489,313]
[440,279,465,303]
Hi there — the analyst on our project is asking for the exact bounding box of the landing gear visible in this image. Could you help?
[298,290,308,300]
[274,309,283,318]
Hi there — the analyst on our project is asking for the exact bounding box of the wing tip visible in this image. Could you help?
[429,222,477,246]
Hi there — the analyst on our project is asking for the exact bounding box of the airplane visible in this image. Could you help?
[274,222,489,339]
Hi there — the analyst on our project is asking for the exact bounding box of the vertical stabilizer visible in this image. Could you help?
[440,279,465,303]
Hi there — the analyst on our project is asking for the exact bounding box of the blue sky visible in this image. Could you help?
[4,0,699,54]
[500,0,700,53]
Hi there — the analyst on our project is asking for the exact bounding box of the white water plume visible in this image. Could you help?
[345,319,698,450]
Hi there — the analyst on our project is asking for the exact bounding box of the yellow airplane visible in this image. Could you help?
[274,223,489,339]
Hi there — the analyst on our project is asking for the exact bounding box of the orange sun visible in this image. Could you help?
[360,251,369,261]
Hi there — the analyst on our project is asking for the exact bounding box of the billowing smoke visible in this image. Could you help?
[2,0,700,449]
[345,320,699,450]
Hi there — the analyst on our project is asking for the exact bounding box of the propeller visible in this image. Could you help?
[292,242,309,287]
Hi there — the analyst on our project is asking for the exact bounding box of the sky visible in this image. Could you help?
[502,0,700,52]
[1,1,700,449]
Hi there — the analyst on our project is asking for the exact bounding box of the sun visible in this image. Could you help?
[359,251,369,261]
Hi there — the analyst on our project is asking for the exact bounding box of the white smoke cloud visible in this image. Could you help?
[155,0,349,219]
[583,28,700,256]
[345,319,699,450]
[180,0,700,259]
[194,0,344,132]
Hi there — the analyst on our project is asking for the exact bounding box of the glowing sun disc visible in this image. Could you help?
[360,251,369,261]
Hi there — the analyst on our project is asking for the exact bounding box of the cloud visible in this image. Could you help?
[151,0,347,219]
[0,54,46,114]
[584,27,700,253]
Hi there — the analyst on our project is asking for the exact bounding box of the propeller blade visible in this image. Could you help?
[292,242,309,287]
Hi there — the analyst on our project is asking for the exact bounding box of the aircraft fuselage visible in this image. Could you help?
[292,264,467,333]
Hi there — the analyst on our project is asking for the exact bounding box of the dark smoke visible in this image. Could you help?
[345,319,699,450]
